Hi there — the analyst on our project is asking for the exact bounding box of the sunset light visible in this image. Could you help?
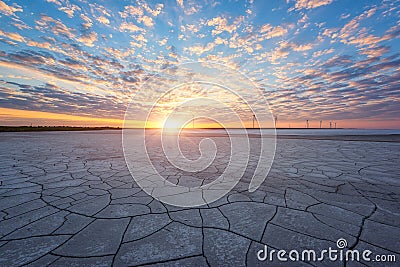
[0,0,398,129]
[0,1,399,266]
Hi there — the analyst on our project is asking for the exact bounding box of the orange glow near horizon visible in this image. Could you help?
[1,108,399,129]
[0,107,124,127]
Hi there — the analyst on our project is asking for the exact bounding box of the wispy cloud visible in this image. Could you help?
[292,0,333,10]
[0,0,22,16]
[0,0,398,128]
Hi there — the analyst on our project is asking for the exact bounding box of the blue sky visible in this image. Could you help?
[0,0,399,128]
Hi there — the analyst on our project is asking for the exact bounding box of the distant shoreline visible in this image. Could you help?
[0,126,351,132]
[0,126,121,132]
[0,126,397,132]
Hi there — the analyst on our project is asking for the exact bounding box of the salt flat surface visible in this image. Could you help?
[0,130,399,266]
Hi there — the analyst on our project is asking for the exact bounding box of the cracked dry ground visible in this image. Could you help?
[0,131,399,267]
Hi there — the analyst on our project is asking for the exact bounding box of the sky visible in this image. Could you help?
[0,0,399,129]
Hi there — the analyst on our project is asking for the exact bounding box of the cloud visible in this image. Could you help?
[103,47,136,61]
[293,0,333,10]
[359,46,389,58]
[298,14,308,24]
[0,51,53,68]
[158,38,168,46]
[0,29,25,42]
[338,18,358,40]
[188,24,202,33]
[118,3,161,30]
[207,16,241,35]
[46,0,61,5]
[26,40,52,50]
[177,0,184,8]
[184,5,200,15]
[77,32,98,47]
[338,6,380,42]
[11,18,31,30]
[269,51,400,122]
[119,5,143,18]
[142,2,163,17]
[35,15,75,39]
[80,13,93,29]
[332,7,394,58]
[292,43,313,52]
[322,55,353,68]
[58,5,81,18]
[0,46,133,99]
[0,0,22,16]
[365,7,377,18]
[89,3,111,17]
[46,0,81,18]
[214,36,227,45]
[340,13,350,19]
[260,24,288,39]
[130,33,147,48]
[119,22,144,32]
[312,48,334,57]
[137,15,154,27]
[96,16,110,25]
[268,50,290,64]
[184,43,216,56]
[0,81,126,119]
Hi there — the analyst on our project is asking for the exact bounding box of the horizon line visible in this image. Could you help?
[1,125,399,131]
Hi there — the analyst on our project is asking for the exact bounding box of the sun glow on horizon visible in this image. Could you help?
[0,1,399,129]
[1,107,399,130]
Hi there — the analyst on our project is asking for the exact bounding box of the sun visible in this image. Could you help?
[161,116,194,133]
[163,119,182,129]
